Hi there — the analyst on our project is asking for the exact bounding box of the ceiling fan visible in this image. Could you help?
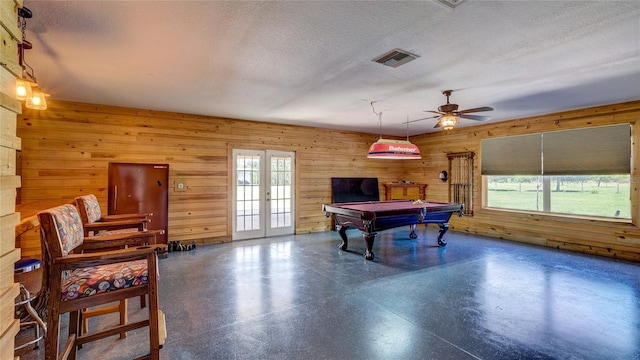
[407,90,493,130]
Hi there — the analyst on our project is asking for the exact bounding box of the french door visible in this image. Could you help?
[232,149,295,240]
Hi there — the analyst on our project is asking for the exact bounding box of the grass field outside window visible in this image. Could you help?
[486,175,630,219]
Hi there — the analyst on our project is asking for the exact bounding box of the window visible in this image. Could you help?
[482,124,631,219]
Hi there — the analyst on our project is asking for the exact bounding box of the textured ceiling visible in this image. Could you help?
[22,1,640,136]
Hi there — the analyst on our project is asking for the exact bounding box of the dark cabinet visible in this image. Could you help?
[108,163,169,245]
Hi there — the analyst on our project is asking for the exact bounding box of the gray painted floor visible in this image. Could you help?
[16,227,640,359]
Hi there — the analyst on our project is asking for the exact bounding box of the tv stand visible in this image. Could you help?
[384,182,427,201]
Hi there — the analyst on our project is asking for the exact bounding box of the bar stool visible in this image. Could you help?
[14,258,47,352]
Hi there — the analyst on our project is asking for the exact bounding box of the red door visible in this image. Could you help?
[108,163,169,245]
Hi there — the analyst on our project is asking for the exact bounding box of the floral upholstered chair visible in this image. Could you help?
[75,194,164,331]
[38,204,166,360]
[74,194,151,236]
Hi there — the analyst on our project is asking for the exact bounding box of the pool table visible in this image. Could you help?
[322,200,464,260]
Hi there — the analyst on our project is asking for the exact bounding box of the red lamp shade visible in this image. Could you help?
[367,139,421,159]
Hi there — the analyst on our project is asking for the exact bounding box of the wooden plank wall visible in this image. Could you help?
[16,98,640,262]
[17,100,406,258]
[406,100,640,261]
[0,0,24,355]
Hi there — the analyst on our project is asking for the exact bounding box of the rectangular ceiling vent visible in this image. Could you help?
[434,0,466,9]
[372,49,420,68]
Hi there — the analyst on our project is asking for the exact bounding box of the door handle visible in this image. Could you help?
[113,186,117,210]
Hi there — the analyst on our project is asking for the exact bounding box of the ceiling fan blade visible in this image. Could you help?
[404,115,440,124]
[433,121,443,128]
[458,106,493,114]
[459,114,492,121]
[425,110,445,115]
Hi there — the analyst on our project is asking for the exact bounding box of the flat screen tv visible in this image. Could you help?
[331,177,380,203]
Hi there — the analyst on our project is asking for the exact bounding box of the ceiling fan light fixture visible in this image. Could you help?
[368,138,421,159]
[440,114,458,130]
[417,90,493,131]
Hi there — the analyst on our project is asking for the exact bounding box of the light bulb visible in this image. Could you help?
[16,78,32,101]
[26,88,47,110]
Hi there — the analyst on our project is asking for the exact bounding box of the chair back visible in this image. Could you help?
[38,204,85,259]
[74,194,102,224]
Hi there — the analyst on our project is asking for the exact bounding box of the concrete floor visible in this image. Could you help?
[16,226,640,359]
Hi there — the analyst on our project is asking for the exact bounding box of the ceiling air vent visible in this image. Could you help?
[434,0,466,9]
[372,49,419,68]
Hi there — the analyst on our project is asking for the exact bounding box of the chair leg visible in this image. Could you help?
[118,299,128,339]
[149,307,160,360]
[148,256,160,360]
[68,310,80,360]
[140,294,146,308]
[45,308,59,360]
[82,310,88,336]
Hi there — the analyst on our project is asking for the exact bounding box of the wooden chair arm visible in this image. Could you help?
[53,244,166,268]
[100,213,152,222]
[82,230,164,250]
[15,214,40,238]
[87,218,149,226]
[83,219,149,233]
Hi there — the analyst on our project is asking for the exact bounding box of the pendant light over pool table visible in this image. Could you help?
[367,102,421,159]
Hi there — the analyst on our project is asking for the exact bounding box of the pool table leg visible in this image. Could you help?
[363,233,376,261]
[336,225,349,251]
[409,224,417,239]
[437,223,449,247]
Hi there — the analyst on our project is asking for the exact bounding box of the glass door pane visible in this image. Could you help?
[266,151,295,236]
[233,150,265,240]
